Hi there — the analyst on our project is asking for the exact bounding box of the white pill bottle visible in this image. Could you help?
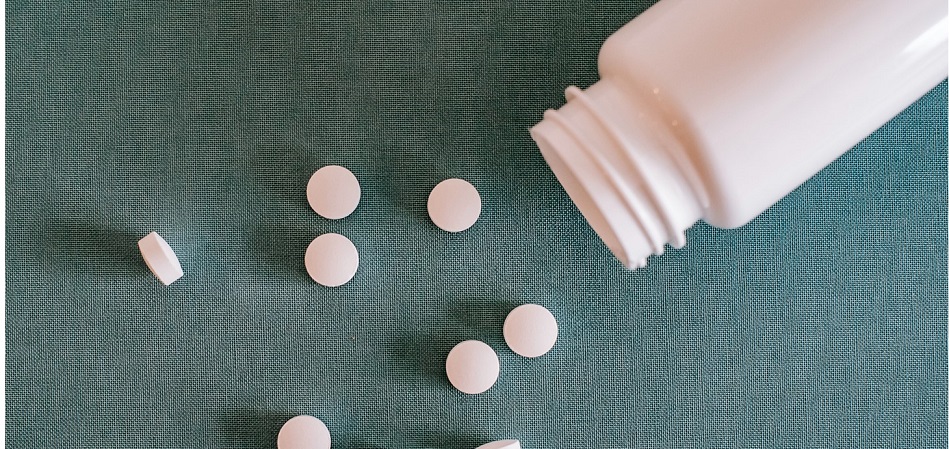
[531,0,948,268]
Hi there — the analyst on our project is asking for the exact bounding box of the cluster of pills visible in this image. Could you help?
[303,165,362,286]
[136,166,554,448]
[303,165,483,287]
[446,304,559,394]
[278,415,522,449]
[137,166,484,287]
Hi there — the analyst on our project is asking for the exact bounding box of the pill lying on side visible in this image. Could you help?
[137,231,183,285]
[475,440,521,449]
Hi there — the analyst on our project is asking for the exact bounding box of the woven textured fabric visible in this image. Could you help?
[6,1,947,448]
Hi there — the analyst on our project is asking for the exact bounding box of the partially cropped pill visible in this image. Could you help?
[446,340,500,394]
[475,440,521,449]
[428,178,481,232]
[307,165,361,219]
[277,415,331,449]
[503,304,558,358]
[304,233,359,287]
[137,231,183,285]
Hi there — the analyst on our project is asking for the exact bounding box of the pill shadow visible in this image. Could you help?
[349,444,388,449]
[36,222,143,276]
[370,164,441,227]
[218,407,292,447]
[346,442,387,449]
[345,434,392,449]
[411,433,485,449]
[450,297,519,345]
[386,297,517,386]
[249,219,314,282]
[389,330,457,383]
[351,432,483,449]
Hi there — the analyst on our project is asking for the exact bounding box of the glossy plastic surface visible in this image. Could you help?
[533,0,948,267]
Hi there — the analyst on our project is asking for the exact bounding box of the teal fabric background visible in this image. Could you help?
[6,1,947,448]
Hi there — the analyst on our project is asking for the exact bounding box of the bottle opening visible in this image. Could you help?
[531,124,631,267]
[531,81,704,269]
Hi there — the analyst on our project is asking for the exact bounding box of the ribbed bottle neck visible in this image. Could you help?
[531,79,707,269]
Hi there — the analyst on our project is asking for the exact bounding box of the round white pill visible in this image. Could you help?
[307,165,361,219]
[427,178,481,232]
[277,415,331,449]
[304,233,359,287]
[503,304,558,358]
[445,340,500,394]
[475,440,521,449]
[137,231,183,285]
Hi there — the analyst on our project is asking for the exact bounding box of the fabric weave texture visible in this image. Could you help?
[6,1,947,448]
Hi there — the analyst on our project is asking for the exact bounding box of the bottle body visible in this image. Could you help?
[531,0,948,268]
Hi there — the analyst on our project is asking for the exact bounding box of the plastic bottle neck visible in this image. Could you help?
[530,79,706,269]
